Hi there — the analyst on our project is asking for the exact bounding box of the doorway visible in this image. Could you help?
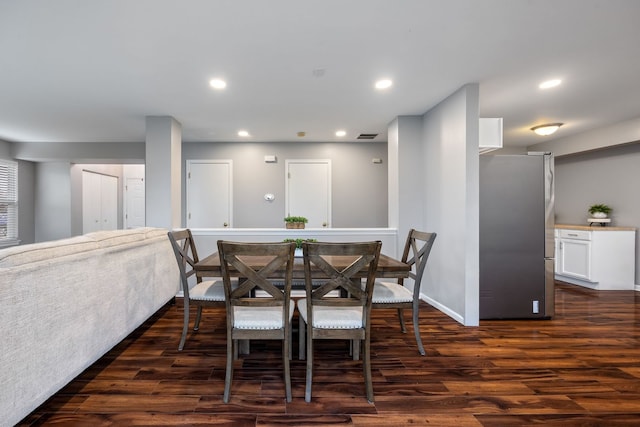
[186,160,233,228]
[285,159,331,228]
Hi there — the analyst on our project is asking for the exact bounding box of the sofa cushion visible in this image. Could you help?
[0,236,98,268]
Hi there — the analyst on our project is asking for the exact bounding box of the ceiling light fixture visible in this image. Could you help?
[335,130,346,137]
[375,79,392,89]
[531,123,563,136]
[539,79,562,89]
[237,130,249,137]
[209,78,227,89]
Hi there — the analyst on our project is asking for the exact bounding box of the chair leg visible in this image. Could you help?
[352,339,360,361]
[304,325,313,402]
[299,316,306,360]
[283,337,292,402]
[363,336,374,403]
[413,302,425,356]
[223,335,234,403]
[194,306,203,331]
[397,308,407,333]
[178,300,190,351]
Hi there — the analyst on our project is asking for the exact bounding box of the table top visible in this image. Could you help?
[195,252,410,279]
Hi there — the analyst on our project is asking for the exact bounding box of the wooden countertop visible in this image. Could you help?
[555,224,636,231]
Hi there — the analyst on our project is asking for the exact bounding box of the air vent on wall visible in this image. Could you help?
[357,133,378,140]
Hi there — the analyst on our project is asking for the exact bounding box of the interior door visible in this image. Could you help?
[82,171,102,233]
[82,170,117,233]
[100,174,118,230]
[186,160,232,228]
[125,177,145,229]
[286,159,331,228]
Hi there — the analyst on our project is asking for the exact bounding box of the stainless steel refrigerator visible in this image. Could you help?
[479,152,555,319]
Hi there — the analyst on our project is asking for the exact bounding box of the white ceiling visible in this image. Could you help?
[2,0,640,148]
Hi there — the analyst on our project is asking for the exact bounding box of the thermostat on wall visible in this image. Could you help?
[264,155,277,163]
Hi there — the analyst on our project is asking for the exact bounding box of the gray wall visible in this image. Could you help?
[34,162,72,242]
[555,142,640,284]
[183,141,388,228]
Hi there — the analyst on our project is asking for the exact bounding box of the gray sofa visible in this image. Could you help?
[0,227,179,427]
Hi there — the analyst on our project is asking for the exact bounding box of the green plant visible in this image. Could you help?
[283,238,317,249]
[284,216,308,223]
[588,204,612,215]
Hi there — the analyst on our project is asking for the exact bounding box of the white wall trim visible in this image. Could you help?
[420,293,465,325]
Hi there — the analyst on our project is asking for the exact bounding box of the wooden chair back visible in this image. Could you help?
[217,241,296,320]
[401,229,437,300]
[167,229,200,298]
[302,241,382,332]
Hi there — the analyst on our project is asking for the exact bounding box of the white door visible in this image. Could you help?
[186,160,232,228]
[125,177,145,229]
[82,170,118,233]
[559,238,591,280]
[82,171,102,233]
[100,174,118,230]
[286,159,331,228]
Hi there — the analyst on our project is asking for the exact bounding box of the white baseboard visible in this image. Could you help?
[420,293,465,325]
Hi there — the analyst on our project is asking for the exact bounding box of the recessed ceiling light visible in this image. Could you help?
[209,78,227,89]
[531,123,563,136]
[237,130,249,137]
[539,79,561,89]
[375,79,393,89]
[335,130,346,137]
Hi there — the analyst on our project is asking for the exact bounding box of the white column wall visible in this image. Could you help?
[145,116,182,230]
[422,84,479,326]
[390,84,480,327]
[388,116,424,259]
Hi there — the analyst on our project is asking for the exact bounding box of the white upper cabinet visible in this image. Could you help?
[479,118,503,154]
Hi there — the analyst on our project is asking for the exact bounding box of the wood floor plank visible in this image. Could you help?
[15,283,640,426]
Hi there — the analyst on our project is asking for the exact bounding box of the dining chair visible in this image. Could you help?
[371,229,436,356]
[297,240,382,403]
[168,229,228,351]
[217,240,296,403]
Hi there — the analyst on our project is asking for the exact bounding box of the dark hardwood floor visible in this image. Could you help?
[18,282,640,426]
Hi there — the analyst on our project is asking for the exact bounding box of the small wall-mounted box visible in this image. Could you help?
[372,158,383,164]
[264,155,277,163]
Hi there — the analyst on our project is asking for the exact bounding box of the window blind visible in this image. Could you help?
[0,159,18,246]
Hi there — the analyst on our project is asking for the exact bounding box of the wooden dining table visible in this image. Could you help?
[194,252,411,281]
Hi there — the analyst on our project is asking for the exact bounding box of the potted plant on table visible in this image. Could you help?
[284,216,308,229]
[588,204,612,219]
[283,238,317,256]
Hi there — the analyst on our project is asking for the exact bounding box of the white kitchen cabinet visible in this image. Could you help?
[555,225,636,290]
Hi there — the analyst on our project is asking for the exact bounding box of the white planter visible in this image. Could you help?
[591,211,608,219]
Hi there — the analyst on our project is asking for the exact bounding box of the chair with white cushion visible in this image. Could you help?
[372,229,436,356]
[217,240,296,403]
[297,241,381,403]
[168,229,229,351]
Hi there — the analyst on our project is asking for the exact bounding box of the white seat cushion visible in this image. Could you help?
[233,305,295,329]
[189,280,226,301]
[372,281,413,303]
[297,299,363,329]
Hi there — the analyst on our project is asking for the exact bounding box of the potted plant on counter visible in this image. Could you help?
[284,216,308,229]
[588,204,612,219]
